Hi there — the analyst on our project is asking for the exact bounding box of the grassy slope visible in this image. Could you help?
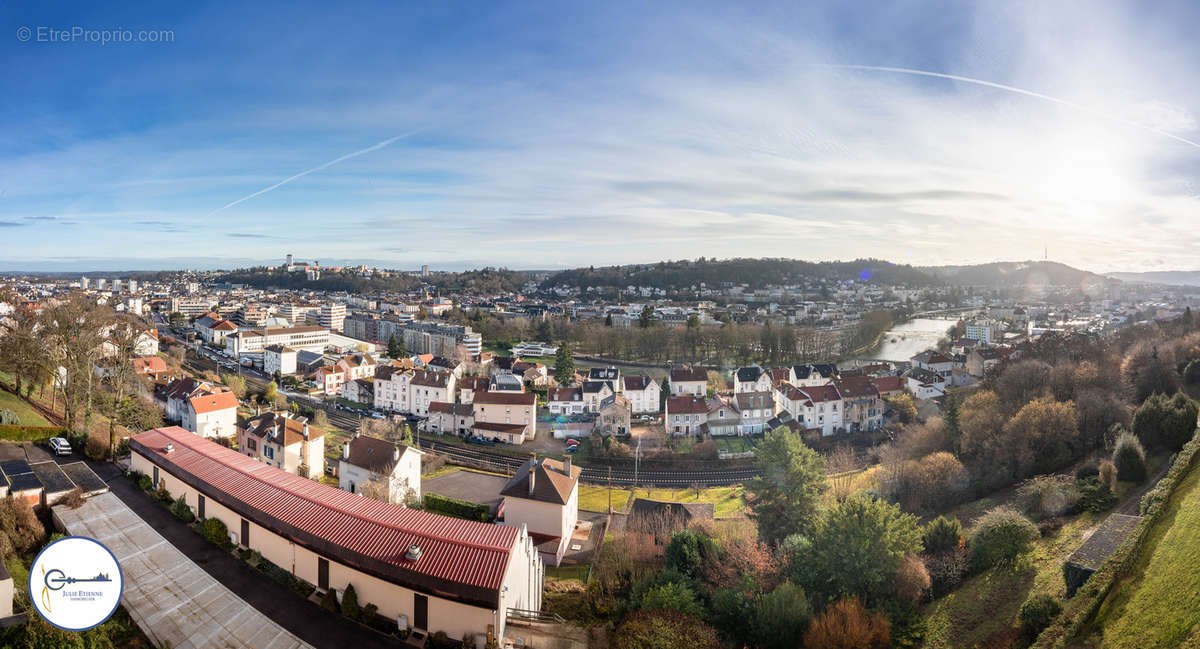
[1084,461,1200,648]
[0,388,52,427]
[577,484,745,517]
[922,512,1102,649]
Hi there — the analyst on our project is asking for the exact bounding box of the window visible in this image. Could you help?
[265,446,274,459]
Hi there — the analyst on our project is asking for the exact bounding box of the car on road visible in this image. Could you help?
[48,437,72,456]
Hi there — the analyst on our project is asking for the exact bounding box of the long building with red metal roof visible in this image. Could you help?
[129,426,543,641]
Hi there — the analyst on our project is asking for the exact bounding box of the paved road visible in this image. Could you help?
[97,463,409,649]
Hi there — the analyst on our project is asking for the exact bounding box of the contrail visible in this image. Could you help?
[813,64,1200,151]
[208,130,421,215]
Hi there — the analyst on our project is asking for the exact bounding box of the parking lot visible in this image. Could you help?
[423,469,508,514]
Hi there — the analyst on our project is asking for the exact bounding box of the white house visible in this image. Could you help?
[580,381,614,413]
[775,383,843,436]
[500,456,580,567]
[263,344,298,376]
[410,370,455,417]
[338,433,423,503]
[621,375,661,414]
[669,366,707,396]
[373,366,411,412]
[547,387,584,415]
[181,391,238,439]
[665,395,709,436]
[733,366,773,394]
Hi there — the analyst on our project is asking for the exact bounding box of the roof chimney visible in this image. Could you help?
[563,456,572,477]
[303,422,309,440]
[393,446,400,461]
[528,453,537,496]
[342,442,350,460]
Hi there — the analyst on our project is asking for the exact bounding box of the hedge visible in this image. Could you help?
[422,492,490,522]
[0,424,69,443]
[1032,429,1200,648]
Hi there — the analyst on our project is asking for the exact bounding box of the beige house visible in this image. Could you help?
[473,391,537,443]
[595,394,632,436]
[182,390,238,439]
[130,427,543,642]
[238,412,326,479]
[621,374,661,414]
[500,456,580,566]
[339,433,423,502]
[669,366,707,396]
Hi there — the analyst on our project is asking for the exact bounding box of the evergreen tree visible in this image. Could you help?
[387,333,406,358]
[639,305,655,328]
[555,344,575,384]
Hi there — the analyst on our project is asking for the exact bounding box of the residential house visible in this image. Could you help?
[706,396,741,436]
[967,347,1011,377]
[263,344,298,376]
[342,378,375,406]
[547,387,584,416]
[775,383,844,436]
[833,376,883,433]
[500,456,580,566]
[426,402,474,436]
[182,390,238,439]
[869,375,905,400]
[621,375,661,414]
[734,391,773,434]
[314,365,346,397]
[734,365,772,394]
[665,395,709,436]
[457,376,490,405]
[595,394,631,436]
[905,367,948,400]
[338,433,423,502]
[411,370,455,417]
[669,366,708,396]
[131,355,169,379]
[373,366,410,412]
[238,412,326,478]
[790,363,839,387]
[587,367,621,393]
[911,351,955,379]
[473,391,537,443]
[581,380,614,413]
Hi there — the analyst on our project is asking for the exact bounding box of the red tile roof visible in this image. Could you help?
[189,391,238,414]
[667,395,709,415]
[474,391,536,406]
[130,426,519,608]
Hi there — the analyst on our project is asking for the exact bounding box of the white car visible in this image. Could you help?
[48,437,72,456]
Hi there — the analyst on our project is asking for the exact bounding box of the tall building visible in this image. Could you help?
[127,279,139,293]
[318,303,346,332]
[402,321,482,357]
[421,264,430,277]
[111,279,121,292]
[96,278,107,289]
[80,276,90,289]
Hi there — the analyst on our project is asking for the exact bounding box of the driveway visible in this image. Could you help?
[54,492,314,649]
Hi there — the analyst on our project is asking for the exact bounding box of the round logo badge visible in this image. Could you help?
[28,536,124,631]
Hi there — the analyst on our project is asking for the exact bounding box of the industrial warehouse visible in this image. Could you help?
[129,426,544,641]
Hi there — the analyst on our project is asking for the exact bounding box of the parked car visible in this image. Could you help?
[48,437,72,456]
[565,445,579,453]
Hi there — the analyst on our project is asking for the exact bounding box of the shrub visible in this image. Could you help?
[136,474,153,491]
[341,583,361,620]
[1131,392,1199,452]
[1074,461,1099,479]
[170,495,195,523]
[1018,593,1062,639]
[1036,517,1065,537]
[924,547,968,597]
[637,581,705,618]
[1097,460,1117,492]
[362,602,378,620]
[421,492,489,522]
[1077,476,1117,513]
[751,582,811,649]
[320,587,339,612]
[0,494,47,553]
[1112,431,1147,482]
[200,517,233,550]
[968,507,1038,571]
[664,529,716,578]
[428,631,460,649]
[153,487,173,504]
[922,516,964,555]
[0,410,20,426]
[60,487,86,509]
[894,555,931,607]
[1016,475,1081,521]
[803,598,890,649]
[614,610,722,649]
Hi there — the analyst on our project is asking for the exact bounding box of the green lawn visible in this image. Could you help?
[577,485,747,517]
[0,388,52,427]
[1086,460,1200,648]
[578,485,633,513]
[546,564,590,582]
[921,511,1102,649]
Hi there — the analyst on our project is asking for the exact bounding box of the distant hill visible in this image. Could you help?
[1105,270,1200,287]
[917,261,1118,290]
[543,258,937,291]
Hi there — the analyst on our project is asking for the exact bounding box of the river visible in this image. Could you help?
[854,317,957,362]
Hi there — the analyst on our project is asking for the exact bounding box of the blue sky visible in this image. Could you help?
[2,1,1199,272]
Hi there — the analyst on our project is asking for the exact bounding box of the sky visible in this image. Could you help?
[2,1,1199,272]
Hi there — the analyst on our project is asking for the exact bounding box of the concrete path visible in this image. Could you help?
[54,492,314,649]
